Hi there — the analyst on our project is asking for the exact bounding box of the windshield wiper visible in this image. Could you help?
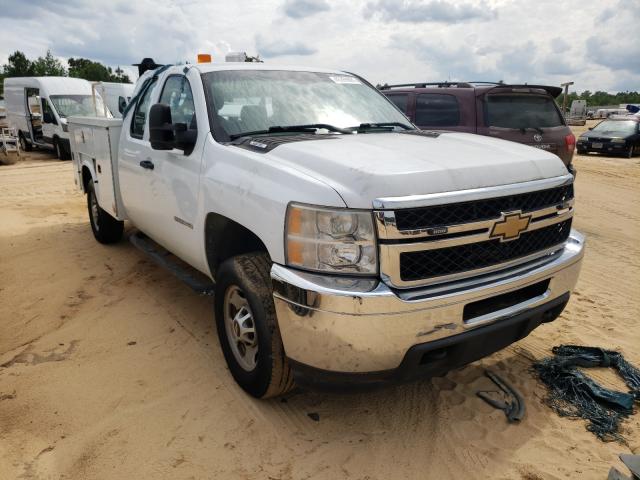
[351,122,414,132]
[229,123,351,140]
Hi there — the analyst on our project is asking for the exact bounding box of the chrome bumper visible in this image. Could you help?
[271,230,585,374]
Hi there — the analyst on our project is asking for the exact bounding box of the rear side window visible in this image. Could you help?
[415,94,460,127]
[387,94,409,113]
[487,94,563,129]
[130,79,157,139]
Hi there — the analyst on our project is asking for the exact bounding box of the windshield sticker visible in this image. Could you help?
[329,75,361,85]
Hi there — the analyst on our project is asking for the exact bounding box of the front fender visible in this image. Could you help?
[199,134,346,264]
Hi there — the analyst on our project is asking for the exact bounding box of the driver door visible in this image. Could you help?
[41,98,57,146]
[147,74,202,267]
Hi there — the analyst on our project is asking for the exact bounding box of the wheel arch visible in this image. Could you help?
[205,212,270,277]
[81,164,95,194]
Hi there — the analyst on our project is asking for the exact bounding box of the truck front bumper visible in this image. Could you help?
[271,230,585,390]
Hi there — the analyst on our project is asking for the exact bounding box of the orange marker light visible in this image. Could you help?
[288,207,303,235]
[197,53,212,63]
[287,240,304,265]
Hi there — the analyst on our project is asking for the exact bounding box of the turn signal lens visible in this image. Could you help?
[197,53,212,63]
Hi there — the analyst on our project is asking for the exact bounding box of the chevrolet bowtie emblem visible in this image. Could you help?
[490,211,532,242]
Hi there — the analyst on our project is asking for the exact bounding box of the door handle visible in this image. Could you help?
[139,160,154,170]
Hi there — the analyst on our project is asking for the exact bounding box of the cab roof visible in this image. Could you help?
[189,63,349,75]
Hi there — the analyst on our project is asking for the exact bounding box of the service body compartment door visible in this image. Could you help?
[68,117,125,220]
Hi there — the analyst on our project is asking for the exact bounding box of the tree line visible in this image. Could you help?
[0,50,131,97]
[558,90,640,109]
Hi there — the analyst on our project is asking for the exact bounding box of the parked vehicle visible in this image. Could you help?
[68,63,584,398]
[577,116,640,158]
[3,76,108,159]
[594,108,628,119]
[94,81,134,118]
[566,100,587,126]
[380,82,576,168]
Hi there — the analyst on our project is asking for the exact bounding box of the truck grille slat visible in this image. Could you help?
[395,184,573,231]
[399,219,572,281]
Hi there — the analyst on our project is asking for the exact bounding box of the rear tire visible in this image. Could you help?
[86,181,123,244]
[19,132,32,152]
[214,252,294,398]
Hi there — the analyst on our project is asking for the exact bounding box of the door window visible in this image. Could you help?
[415,93,460,127]
[130,80,157,139]
[387,94,409,113]
[159,76,197,129]
[42,99,57,124]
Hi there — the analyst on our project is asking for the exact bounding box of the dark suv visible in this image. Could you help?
[380,82,575,167]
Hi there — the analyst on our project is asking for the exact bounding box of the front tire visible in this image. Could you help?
[626,145,634,159]
[19,132,32,152]
[214,253,294,398]
[86,182,123,244]
[54,138,62,159]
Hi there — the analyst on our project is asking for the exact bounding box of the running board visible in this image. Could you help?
[129,231,214,295]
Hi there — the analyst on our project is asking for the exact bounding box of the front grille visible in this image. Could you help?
[399,219,572,281]
[395,184,573,231]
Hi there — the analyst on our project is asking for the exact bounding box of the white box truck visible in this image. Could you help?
[68,62,584,398]
[3,76,107,159]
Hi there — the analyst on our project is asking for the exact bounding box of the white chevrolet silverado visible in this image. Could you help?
[69,62,584,398]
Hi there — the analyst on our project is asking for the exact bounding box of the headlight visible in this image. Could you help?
[285,203,377,275]
[610,137,625,144]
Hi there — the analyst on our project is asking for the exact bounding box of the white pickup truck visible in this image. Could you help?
[69,62,584,398]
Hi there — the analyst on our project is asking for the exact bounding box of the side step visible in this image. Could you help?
[129,231,214,295]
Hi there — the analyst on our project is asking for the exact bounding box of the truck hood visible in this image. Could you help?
[259,132,569,209]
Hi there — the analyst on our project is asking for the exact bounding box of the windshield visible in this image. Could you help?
[487,94,564,129]
[202,70,410,138]
[50,95,107,118]
[590,120,638,136]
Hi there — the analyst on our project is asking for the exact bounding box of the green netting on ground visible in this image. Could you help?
[533,345,640,442]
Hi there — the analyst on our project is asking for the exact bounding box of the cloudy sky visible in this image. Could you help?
[0,0,637,92]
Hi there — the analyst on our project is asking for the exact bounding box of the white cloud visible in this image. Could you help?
[255,35,317,57]
[0,0,637,93]
[364,0,497,23]
[283,0,330,19]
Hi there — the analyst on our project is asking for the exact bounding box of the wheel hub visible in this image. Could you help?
[224,286,258,371]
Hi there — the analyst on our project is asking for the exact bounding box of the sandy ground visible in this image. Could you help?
[1,124,639,479]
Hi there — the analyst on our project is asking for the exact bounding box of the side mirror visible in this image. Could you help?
[173,122,197,153]
[149,103,174,150]
[118,96,126,114]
